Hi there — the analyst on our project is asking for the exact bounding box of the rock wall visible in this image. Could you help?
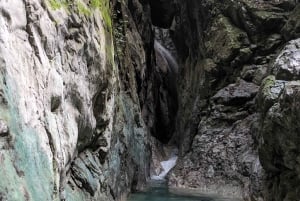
[1,0,300,201]
[0,0,155,200]
[258,38,300,201]
[168,0,300,200]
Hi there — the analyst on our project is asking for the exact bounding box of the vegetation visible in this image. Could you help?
[48,0,68,10]
[47,0,114,69]
[47,0,112,32]
[90,0,112,32]
[77,1,91,16]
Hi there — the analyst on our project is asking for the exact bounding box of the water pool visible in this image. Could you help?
[128,181,239,201]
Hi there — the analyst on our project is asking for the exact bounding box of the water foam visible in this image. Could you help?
[151,151,178,180]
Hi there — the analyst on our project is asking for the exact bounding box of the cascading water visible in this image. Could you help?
[151,148,178,180]
[154,40,178,74]
[149,40,179,180]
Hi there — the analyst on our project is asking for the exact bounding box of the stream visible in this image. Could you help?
[128,181,240,201]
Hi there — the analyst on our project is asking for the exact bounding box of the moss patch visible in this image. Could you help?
[47,0,112,33]
[48,0,69,10]
[261,75,276,94]
[90,0,112,32]
[77,1,92,16]
[258,75,286,115]
[205,14,249,63]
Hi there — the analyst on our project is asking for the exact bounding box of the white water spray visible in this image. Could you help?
[151,149,178,180]
[154,40,178,74]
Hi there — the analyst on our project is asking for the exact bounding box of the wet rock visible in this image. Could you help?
[71,151,101,196]
[170,72,261,199]
[241,64,268,85]
[212,80,259,106]
[170,0,298,200]
[205,15,249,63]
[258,39,300,201]
[169,114,263,200]
[258,34,283,55]
[250,10,287,33]
[257,75,286,114]
[259,81,300,201]
[282,5,300,41]
[271,39,300,80]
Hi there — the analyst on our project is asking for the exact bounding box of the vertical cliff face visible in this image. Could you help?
[258,38,300,201]
[0,0,154,200]
[167,0,300,200]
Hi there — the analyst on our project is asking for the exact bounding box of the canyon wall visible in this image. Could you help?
[1,0,300,201]
[0,0,157,200]
[167,0,300,201]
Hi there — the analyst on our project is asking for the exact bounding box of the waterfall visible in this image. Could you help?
[151,149,178,180]
[151,40,179,180]
[154,40,178,74]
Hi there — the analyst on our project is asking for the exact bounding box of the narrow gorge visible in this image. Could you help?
[0,0,299,201]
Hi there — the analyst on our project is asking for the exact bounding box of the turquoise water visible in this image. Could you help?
[128,181,237,201]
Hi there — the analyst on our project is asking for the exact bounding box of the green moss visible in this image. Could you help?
[261,75,276,95]
[90,0,101,8]
[48,0,62,9]
[90,0,112,32]
[48,0,69,10]
[48,0,112,33]
[77,1,91,16]
[205,15,248,62]
[90,0,114,68]
[259,75,286,115]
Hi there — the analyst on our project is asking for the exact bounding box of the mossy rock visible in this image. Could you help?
[76,1,92,16]
[47,0,69,10]
[258,75,285,114]
[47,0,112,33]
[205,14,249,63]
[90,0,112,32]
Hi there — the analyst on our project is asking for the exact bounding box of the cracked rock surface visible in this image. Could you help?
[169,0,300,200]
[0,0,153,200]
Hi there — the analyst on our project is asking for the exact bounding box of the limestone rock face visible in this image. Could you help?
[271,39,300,80]
[169,0,300,200]
[0,0,153,200]
[169,82,261,199]
[258,39,300,201]
[1,0,300,201]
